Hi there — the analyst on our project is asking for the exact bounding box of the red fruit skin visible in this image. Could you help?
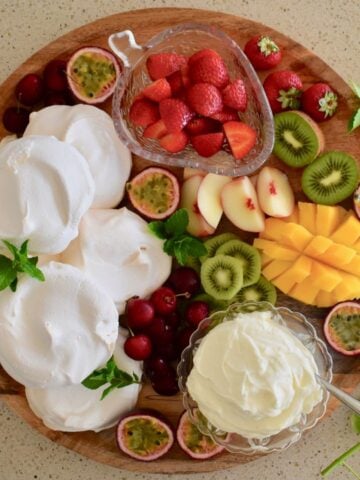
[143,119,168,139]
[263,70,303,113]
[145,316,175,347]
[176,326,195,355]
[168,267,200,295]
[244,35,282,70]
[146,53,187,80]
[209,106,239,123]
[189,55,229,88]
[301,83,338,122]
[222,78,247,111]
[185,301,210,327]
[124,334,152,361]
[144,356,174,380]
[43,59,68,92]
[167,71,183,95]
[191,132,224,157]
[187,83,223,117]
[129,98,160,127]
[188,48,221,66]
[150,287,177,315]
[159,131,188,153]
[2,107,30,134]
[44,91,73,106]
[15,74,44,106]
[142,78,172,102]
[223,121,257,160]
[126,298,155,330]
[185,117,220,136]
[159,98,193,133]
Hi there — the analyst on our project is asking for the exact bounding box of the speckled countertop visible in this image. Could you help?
[0,0,360,479]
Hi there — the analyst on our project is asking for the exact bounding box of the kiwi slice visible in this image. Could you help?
[200,255,243,300]
[216,239,261,287]
[302,151,359,205]
[236,276,277,304]
[201,233,238,262]
[273,111,324,167]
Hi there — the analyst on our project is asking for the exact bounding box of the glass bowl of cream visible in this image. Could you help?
[177,301,333,454]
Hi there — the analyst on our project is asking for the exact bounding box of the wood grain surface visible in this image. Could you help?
[0,7,359,474]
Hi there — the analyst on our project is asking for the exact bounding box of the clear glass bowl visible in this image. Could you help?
[109,23,274,177]
[177,301,333,454]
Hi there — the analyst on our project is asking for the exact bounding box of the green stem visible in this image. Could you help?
[321,442,360,477]
[343,462,360,479]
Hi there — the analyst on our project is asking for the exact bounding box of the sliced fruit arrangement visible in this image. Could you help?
[255,202,360,307]
[128,48,258,159]
[323,302,360,356]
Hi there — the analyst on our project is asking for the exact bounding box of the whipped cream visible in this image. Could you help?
[0,135,94,255]
[60,208,172,313]
[187,311,323,439]
[26,329,142,432]
[0,262,118,388]
[24,104,132,208]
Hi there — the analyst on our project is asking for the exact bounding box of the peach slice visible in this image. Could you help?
[183,167,207,180]
[257,166,295,218]
[221,176,265,232]
[197,173,231,229]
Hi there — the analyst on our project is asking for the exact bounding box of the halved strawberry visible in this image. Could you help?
[188,48,221,66]
[146,53,187,80]
[142,78,172,102]
[167,66,190,95]
[189,55,229,89]
[143,119,167,139]
[187,83,223,117]
[191,132,224,157]
[129,98,160,127]
[223,121,257,160]
[210,106,239,123]
[159,98,193,133]
[160,131,188,153]
[222,78,247,111]
[185,117,220,135]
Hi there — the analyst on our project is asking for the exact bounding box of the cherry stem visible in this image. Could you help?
[176,292,192,300]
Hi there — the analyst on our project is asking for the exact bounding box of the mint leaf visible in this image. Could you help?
[0,255,17,291]
[20,261,45,282]
[163,238,176,256]
[19,240,29,256]
[351,414,360,434]
[9,278,18,292]
[101,384,116,400]
[148,221,167,239]
[348,108,360,132]
[82,372,108,390]
[349,80,360,98]
[165,209,189,236]
[3,240,18,258]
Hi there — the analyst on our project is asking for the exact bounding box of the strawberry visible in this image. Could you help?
[301,83,338,122]
[143,119,167,139]
[210,106,239,123]
[191,132,224,157]
[159,98,193,133]
[187,83,223,117]
[142,78,171,102]
[263,70,303,113]
[189,55,229,88]
[222,78,247,111]
[188,48,221,65]
[223,121,257,160]
[185,117,220,135]
[146,53,187,80]
[159,131,188,153]
[167,65,190,95]
[244,35,282,70]
[129,98,160,127]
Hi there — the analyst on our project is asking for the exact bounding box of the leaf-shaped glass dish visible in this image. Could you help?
[109,23,274,176]
[177,301,333,454]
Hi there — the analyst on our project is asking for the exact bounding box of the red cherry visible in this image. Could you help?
[164,312,181,330]
[2,107,30,133]
[44,91,73,106]
[15,74,44,106]
[176,326,195,354]
[154,342,178,361]
[124,334,152,361]
[185,301,210,327]
[169,267,200,295]
[145,316,174,346]
[126,298,155,330]
[151,370,179,396]
[43,60,68,92]
[150,287,177,315]
[144,356,174,380]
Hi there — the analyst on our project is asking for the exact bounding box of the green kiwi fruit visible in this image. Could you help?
[183,256,201,274]
[216,239,261,287]
[236,276,277,304]
[301,151,359,205]
[201,233,238,262]
[200,254,243,300]
[273,111,324,167]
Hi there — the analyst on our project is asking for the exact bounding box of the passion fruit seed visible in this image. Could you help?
[128,174,174,215]
[123,417,170,457]
[327,307,360,352]
[70,53,116,99]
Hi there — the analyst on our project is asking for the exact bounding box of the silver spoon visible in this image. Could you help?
[316,375,360,416]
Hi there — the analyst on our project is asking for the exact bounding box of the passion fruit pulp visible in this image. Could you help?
[324,302,360,356]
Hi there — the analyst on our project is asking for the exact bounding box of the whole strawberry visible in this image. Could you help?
[263,70,303,113]
[146,53,187,80]
[189,55,229,89]
[159,98,193,132]
[187,83,223,117]
[301,83,338,122]
[222,78,247,111]
[244,35,282,70]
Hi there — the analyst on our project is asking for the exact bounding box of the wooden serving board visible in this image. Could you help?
[0,7,359,474]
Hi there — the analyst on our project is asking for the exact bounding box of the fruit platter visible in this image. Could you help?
[0,7,359,475]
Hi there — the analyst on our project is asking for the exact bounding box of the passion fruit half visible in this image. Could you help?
[126,167,180,219]
[66,46,120,104]
[324,302,360,356]
[176,410,225,459]
[116,409,174,461]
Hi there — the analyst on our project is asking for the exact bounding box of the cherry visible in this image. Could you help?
[15,73,44,106]
[176,326,195,355]
[43,59,68,92]
[145,316,174,346]
[44,91,73,106]
[154,342,178,361]
[164,312,181,330]
[151,370,179,396]
[185,301,210,327]
[150,287,177,315]
[124,334,152,361]
[126,298,155,330]
[144,356,173,380]
[2,107,30,133]
[169,267,200,295]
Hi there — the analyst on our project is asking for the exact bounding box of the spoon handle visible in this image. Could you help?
[317,375,360,416]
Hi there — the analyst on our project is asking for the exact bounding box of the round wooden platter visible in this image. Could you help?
[0,7,360,475]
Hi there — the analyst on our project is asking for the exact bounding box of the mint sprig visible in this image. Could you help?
[0,240,45,292]
[81,356,141,400]
[348,80,360,132]
[148,209,207,265]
